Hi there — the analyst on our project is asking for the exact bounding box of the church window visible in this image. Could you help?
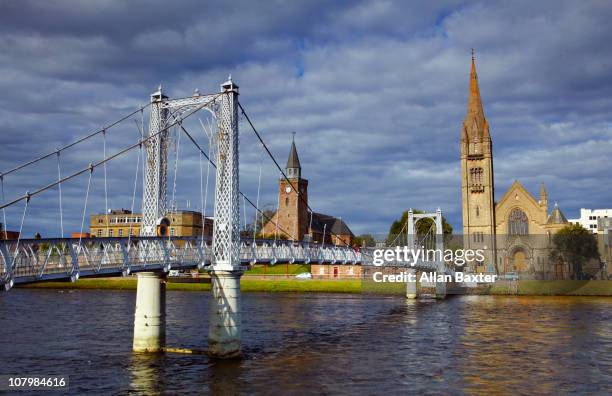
[508,208,528,235]
[475,205,480,217]
[285,197,289,206]
[469,168,484,192]
[470,167,483,185]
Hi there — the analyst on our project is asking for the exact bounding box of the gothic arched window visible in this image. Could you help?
[469,168,484,192]
[508,208,528,235]
[470,167,483,184]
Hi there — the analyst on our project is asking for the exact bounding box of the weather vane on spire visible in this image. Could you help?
[471,48,475,62]
[292,131,296,142]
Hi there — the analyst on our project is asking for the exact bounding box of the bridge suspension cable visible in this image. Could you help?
[8,193,30,271]
[387,215,409,247]
[254,149,263,244]
[1,174,7,236]
[56,152,64,239]
[0,94,221,211]
[0,103,151,179]
[199,118,213,240]
[238,101,364,251]
[78,166,94,247]
[103,129,110,233]
[173,118,296,241]
[170,124,181,212]
[128,141,142,245]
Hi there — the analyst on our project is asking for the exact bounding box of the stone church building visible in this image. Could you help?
[262,137,354,246]
[461,55,570,279]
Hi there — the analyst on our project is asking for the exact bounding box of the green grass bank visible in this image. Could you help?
[18,277,612,296]
[20,277,361,294]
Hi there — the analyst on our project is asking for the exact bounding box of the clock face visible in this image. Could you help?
[285,186,292,193]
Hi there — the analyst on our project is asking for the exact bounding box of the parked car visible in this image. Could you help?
[168,270,180,277]
[295,272,312,280]
[500,272,519,281]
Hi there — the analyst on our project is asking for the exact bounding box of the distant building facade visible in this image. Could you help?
[90,209,213,238]
[262,136,354,245]
[568,208,612,234]
[597,217,612,279]
[460,56,571,279]
[311,263,362,279]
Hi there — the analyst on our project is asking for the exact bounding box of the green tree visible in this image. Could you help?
[245,204,277,237]
[386,209,453,245]
[352,234,376,247]
[550,223,600,280]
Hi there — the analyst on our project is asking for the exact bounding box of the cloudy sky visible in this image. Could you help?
[0,0,611,238]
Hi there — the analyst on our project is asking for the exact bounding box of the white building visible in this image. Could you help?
[569,208,612,234]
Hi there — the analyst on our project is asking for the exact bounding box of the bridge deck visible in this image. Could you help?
[0,237,366,287]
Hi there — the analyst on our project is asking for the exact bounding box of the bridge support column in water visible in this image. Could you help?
[132,272,166,352]
[406,268,417,299]
[435,277,447,299]
[208,270,243,358]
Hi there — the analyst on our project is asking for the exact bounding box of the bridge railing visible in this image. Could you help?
[0,237,362,286]
[239,239,361,265]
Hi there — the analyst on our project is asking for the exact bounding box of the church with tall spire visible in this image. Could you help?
[460,52,570,279]
[261,134,354,245]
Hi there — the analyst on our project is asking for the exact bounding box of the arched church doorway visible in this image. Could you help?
[512,250,528,272]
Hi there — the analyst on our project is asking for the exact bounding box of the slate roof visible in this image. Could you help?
[310,212,354,237]
[546,203,568,224]
[286,140,301,169]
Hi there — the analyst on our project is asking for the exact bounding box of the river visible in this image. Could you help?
[0,289,610,395]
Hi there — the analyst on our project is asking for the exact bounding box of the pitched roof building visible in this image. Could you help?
[460,53,571,279]
[262,135,354,245]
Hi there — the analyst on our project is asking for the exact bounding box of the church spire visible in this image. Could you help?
[286,132,301,178]
[464,50,489,141]
[539,182,548,208]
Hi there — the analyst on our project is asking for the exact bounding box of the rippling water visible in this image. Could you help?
[0,289,610,395]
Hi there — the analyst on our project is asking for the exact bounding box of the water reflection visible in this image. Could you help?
[457,297,611,394]
[1,290,610,394]
[129,353,164,395]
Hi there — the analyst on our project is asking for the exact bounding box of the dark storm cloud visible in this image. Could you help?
[0,0,611,237]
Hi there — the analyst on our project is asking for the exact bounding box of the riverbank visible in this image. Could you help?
[18,277,612,295]
[20,277,362,293]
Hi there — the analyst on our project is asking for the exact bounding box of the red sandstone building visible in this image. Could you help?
[0,223,19,240]
[262,136,354,246]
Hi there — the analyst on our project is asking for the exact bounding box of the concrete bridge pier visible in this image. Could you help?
[208,270,243,358]
[435,274,447,299]
[133,272,166,352]
[406,268,418,299]
[434,209,446,299]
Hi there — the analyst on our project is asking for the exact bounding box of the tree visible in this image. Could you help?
[244,203,276,237]
[550,223,600,280]
[352,234,376,247]
[386,209,453,245]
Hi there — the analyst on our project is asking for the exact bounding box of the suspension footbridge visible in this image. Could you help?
[0,76,454,357]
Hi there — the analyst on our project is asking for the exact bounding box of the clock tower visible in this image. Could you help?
[267,134,309,241]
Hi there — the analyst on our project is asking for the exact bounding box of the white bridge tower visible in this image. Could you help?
[135,77,243,358]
